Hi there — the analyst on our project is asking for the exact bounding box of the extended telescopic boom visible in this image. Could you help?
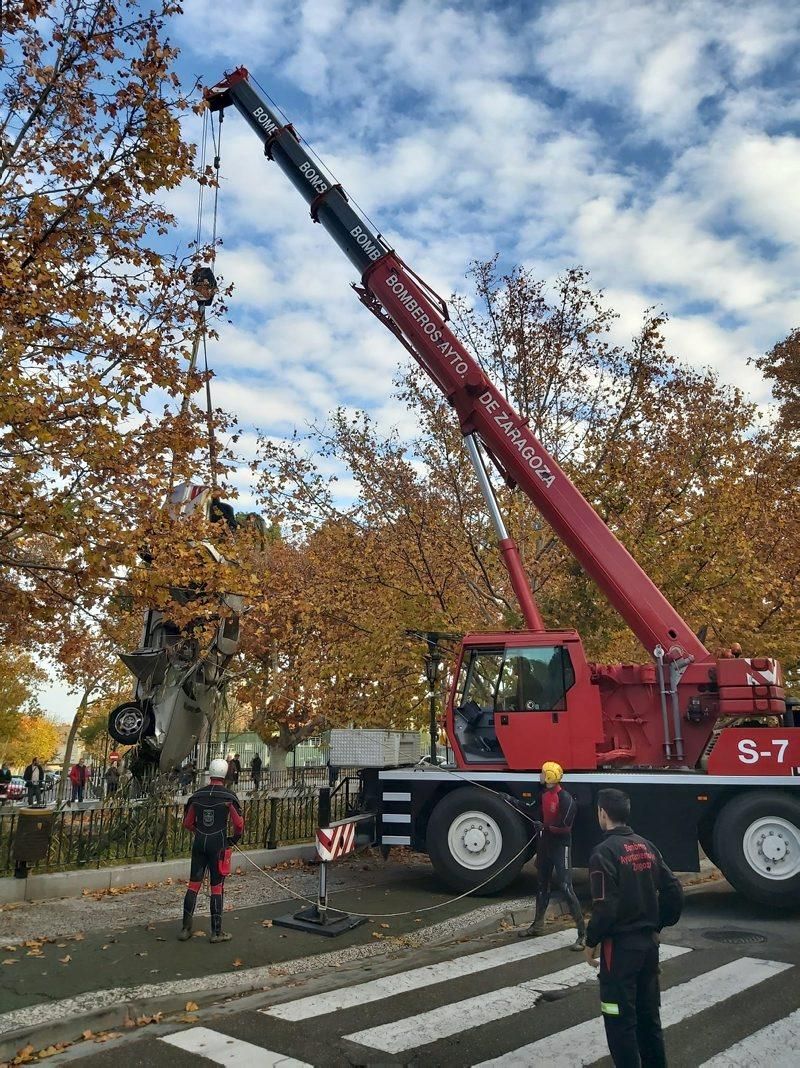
[206,68,710,665]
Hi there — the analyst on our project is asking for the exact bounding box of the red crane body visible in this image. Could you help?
[206,68,793,779]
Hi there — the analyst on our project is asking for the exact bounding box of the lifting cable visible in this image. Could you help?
[180,105,225,489]
[232,764,542,920]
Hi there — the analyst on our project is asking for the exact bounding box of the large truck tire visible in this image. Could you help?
[426,786,531,895]
[713,791,800,908]
[698,821,718,867]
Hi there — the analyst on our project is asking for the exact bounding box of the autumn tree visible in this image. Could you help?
[755,327,800,438]
[0,648,60,766]
[234,521,434,773]
[0,1,229,652]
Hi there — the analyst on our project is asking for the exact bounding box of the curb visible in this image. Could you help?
[0,844,316,904]
[0,895,530,1062]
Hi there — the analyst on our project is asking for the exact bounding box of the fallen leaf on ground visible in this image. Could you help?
[232,958,243,967]
[380,923,390,928]
[56,943,67,948]
[82,1030,94,1040]
[2,959,18,965]
[123,1018,136,1029]
[185,1001,198,1012]
[192,930,206,938]
[178,1013,199,1023]
[13,1042,35,1063]
[100,945,109,950]
[261,920,272,928]
[73,933,85,941]
[59,955,72,964]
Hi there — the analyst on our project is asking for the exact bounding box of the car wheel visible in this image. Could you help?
[108,702,152,744]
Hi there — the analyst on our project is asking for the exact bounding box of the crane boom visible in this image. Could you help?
[206,67,709,665]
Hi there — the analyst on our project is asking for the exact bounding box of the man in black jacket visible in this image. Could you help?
[585,788,683,1068]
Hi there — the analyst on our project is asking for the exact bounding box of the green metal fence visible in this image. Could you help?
[0,790,352,877]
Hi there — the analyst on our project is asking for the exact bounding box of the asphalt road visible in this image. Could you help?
[45,878,800,1067]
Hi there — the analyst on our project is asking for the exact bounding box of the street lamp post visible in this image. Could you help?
[424,648,441,764]
[407,630,461,765]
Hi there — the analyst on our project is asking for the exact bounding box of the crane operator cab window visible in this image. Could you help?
[454,646,575,762]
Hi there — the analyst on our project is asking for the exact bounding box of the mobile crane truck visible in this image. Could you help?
[206,68,800,908]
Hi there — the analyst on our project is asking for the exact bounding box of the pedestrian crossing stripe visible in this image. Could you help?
[342,945,690,1054]
[162,1026,311,1066]
[698,1007,800,1066]
[264,928,577,1021]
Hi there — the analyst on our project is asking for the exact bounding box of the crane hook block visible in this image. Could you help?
[192,266,218,307]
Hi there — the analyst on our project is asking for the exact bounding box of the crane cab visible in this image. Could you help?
[447,630,603,772]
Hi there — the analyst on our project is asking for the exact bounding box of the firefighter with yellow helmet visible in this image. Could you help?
[519,761,586,949]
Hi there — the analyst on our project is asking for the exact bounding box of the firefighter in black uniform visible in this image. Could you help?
[179,757,244,943]
[585,788,683,1068]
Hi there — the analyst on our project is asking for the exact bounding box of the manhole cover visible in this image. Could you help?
[703,929,767,945]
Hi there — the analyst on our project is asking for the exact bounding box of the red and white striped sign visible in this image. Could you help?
[316,821,356,862]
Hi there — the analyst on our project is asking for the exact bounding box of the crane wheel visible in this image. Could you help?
[713,791,800,908]
[426,786,529,895]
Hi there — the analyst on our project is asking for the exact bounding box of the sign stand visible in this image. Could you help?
[273,788,369,938]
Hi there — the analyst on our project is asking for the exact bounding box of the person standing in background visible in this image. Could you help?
[23,757,43,807]
[104,761,120,797]
[250,753,262,792]
[69,757,88,803]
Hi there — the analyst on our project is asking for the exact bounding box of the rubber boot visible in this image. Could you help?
[209,893,231,943]
[518,895,547,938]
[178,888,197,941]
[566,889,586,950]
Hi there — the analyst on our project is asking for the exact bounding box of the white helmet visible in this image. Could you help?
[209,758,229,780]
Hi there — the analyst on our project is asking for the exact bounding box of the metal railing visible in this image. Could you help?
[0,788,354,877]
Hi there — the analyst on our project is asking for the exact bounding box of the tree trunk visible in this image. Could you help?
[57,686,93,804]
[267,741,290,787]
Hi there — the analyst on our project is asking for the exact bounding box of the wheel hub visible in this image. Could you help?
[447,809,503,870]
[463,825,489,854]
[742,816,800,880]
[759,833,787,862]
[118,709,144,733]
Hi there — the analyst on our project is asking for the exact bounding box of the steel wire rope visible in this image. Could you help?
[231,764,541,919]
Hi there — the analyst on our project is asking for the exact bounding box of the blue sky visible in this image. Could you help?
[43,0,800,719]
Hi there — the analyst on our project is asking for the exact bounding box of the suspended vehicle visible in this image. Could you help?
[203,68,800,906]
[108,252,246,771]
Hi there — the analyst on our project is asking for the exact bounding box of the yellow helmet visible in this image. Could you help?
[541,761,563,786]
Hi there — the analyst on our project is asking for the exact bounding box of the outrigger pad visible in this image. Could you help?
[272,905,368,938]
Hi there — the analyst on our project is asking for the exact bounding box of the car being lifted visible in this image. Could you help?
[107,482,244,772]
